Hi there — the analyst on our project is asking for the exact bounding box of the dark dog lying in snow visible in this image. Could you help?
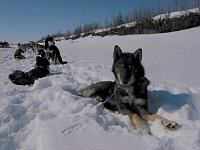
[9,51,50,85]
[81,45,180,134]
[14,48,26,60]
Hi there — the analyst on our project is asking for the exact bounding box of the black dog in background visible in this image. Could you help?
[9,50,50,85]
[14,43,26,60]
[45,36,67,65]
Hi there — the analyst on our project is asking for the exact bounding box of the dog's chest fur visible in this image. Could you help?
[109,77,149,110]
[116,86,136,106]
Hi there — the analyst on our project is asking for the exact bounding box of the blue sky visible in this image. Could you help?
[0,0,175,43]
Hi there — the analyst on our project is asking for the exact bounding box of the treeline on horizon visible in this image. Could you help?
[39,0,200,42]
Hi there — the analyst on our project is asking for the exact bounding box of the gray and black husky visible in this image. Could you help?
[82,45,180,134]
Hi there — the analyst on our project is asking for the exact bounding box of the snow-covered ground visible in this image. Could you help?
[1,27,200,150]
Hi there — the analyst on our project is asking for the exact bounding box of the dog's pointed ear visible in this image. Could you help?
[133,48,142,62]
[113,45,122,61]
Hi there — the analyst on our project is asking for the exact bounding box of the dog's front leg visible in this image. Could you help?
[117,107,151,135]
[141,113,180,131]
[131,114,151,135]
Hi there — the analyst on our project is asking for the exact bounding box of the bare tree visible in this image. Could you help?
[82,22,100,33]
[175,0,190,10]
[112,12,125,26]
[191,0,200,11]
[65,30,72,38]
[104,18,113,28]
[174,0,200,13]
[73,25,82,35]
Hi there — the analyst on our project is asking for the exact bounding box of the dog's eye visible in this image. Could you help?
[129,65,137,72]
[119,64,124,67]
[128,65,134,69]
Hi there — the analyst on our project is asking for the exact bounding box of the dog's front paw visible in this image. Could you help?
[161,120,180,131]
[139,126,151,135]
[136,122,151,135]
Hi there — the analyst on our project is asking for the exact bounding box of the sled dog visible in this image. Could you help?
[9,56,49,85]
[81,45,180,134]
[46,40,68,65]
[30,41,45,55]
[14,48,26,60]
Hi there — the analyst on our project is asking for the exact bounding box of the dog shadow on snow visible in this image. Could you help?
[148,90,192,116]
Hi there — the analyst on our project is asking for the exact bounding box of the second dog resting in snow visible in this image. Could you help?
[9,51,50,85]
[45,36,68,65]
[81,45,180,134]
[14,43,26,60]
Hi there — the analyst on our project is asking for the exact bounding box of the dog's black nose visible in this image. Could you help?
[9,74,14,80]
[122,80,128,85]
